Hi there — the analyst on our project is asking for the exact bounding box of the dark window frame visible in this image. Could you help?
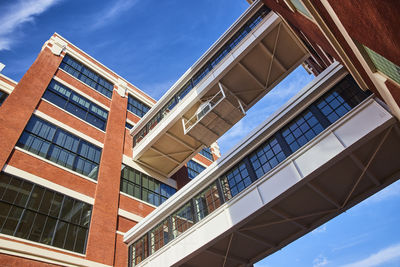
[59,55,114,98]
[0,172,92,254]
[43,80,109,131]
[17,116,102,180]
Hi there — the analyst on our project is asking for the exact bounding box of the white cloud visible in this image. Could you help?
[312,224,327,234]
[313,255,329,267]
[91,0,138,30]
[0,0,60,50]
[340,243,400,267]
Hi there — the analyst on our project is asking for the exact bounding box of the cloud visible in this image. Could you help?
[332,233,369,252]
[340,243,400,267]
[313,255,329,267]
[312,224,327,234]
[0,0,60,50]
[90,0,138,30]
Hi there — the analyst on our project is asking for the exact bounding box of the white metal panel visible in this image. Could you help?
[333,99,393,147]
[294,132,344,177]
[257,162,302,204]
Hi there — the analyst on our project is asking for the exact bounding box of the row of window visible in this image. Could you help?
[128,95,150,118]
[43,80,109,131]
[17,116,102,180]
[199,147,214,161]
[59,55,151,120]
[129,75,371,266]
[0,172,92,254]
[132,6,271,147]
[60,55,114,98]
[221,75,370,197]
[0,91,8,106]
[187,160,206,179]
[121,164,176,207]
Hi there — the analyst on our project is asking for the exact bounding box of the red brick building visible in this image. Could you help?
[0,33,217,266]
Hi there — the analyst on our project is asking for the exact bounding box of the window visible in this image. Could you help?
[281,110,324,153]
[43,80,108,130]
[127,95,150,118]
[199,147,213,161]
[0,91,8,106]
[149,219,169,254]
[120,165,176,206]
[221,163,251,197]
[193,182,222,221]
[129,234,148,266]
[171,202,194,239]
[288,0,313,19]
[250,137,286,179]
[220,75,370,198]
[0,172,92,253]
[126,122,134,130]
[363,45,400,84]
[59,55,114,98]
[187,160,206,179]
[316,76,371,123]
[17,116,102,180]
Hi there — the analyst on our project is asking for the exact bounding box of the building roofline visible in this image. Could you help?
[51,32,157,105]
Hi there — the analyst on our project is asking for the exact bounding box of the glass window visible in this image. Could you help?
[363,45,400,84]
[126,122,134,129]
[149,219,169,254]
[0,91,9,106]
[171,202,194,238]
[0,172,92,253]
[43,80,108,131]
[127,95,150,118]
[199,147,214,161]
[59,55,114,98]
[250,137,286,178]
[187,160,206,179]
[222,163,251,197]
[120,165,176,206]
[193,182,222,221]
[17,116,102,180]
[281,110,324,153]
[289,0,313,19]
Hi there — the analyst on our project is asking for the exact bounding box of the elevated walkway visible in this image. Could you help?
[130,1,308,177]
[124,64,400,266]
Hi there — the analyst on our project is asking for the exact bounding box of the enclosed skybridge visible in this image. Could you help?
[124,63,400,267]
[130,1,309,177]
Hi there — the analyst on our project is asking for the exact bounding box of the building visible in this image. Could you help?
[0,33,217,266]
[0,0,399,266]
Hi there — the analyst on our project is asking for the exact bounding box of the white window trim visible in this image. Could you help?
[0,236,111,267]
[13,147,98,185]
[33,109,104,148]
[2,164,94,204]
[40,98,107,134]
[53,74,110,111]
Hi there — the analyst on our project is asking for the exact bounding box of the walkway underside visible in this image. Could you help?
[178,119,400,267]
[134,13,308,177]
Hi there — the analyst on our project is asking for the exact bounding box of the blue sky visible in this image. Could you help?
[0,1,399,267]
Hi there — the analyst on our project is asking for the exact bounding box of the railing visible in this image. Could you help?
[132,5,271,148]
[183,88,226,134]
[128,75,371,266]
